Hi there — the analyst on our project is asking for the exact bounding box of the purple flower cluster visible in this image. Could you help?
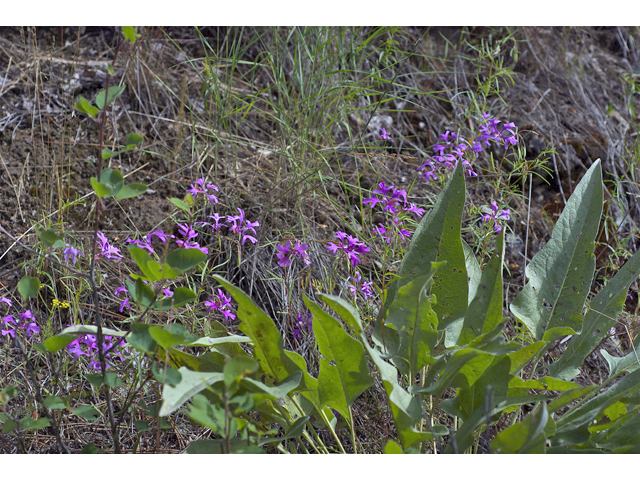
[481,201,510,233]
[125,229,172,255]
[96,231,123,260]
[66,333,127,370]
[292,313,312,339]
[1,307,39,339]
[418,113,518,183]
[348,271,374,300]
[364,182,424,244]
[198,208,259,246]
[276,240,311,268]
[174,223,208,254]
[187,177,219,205]
[326,231,370,268]
[204,289,236,323]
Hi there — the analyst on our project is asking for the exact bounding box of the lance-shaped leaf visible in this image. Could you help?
[601,343,640,377]
[159,368,225,416]
[320,294,442,448]
[379,161,467,330]
[384,266,441,379]
[213,275,318,404]
[459,230,505,345]
[491,403,550,454]
[445,395,549,453]
[510,160,603,342]
[548,246,640,380]
[552,367,640,446]
[303,295,374,422]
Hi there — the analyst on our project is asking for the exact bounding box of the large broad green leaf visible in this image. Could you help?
[510,160,603,342]
[459,230,504,346]
[378,161,468,331]
[552,367,640,446]
[450,355,511,420]
[159,368,225,416]
[320,294,441,449]
[212,276,317,403]
[595,408,640,451]
[384,268,440,379]
[491,404,549,453]
[444,395,548,453]
[304,295,374,423]
[548,246,640,380]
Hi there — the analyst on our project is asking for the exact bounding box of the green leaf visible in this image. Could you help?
[224,356,259,387]
[155,287,197,311]
[36,228,65,248]
[101,148,122,160]
[212,276,316,396]
[72,405,102,421]
[595,409,640,451]
[548,246,640,379]
[445,395,548,453]
[510,160,603,342]
[73,95,99,117]
[43,395,68,410]
[17,275,40,301]
[19,417,51,431]
[460,230,504,345]
[128,247,161,281]
[169,197,190,213]
[95,85,126,110]
[127,322,157,354]
[90,177,112,197]
[553,367,640,444]
[491,404,549,453]
[125,132,144,148]
[159,368,225,417]
[304,295,374,422]
[149,323,197,350]
[166,248,207,273]
[509,376,581,392]
[152,363,182,386]
[114,182,148,201]
[379,161,467,332]
[384,269,440,378]
[44,333,76,353]
[320,293,433,449]
[122,26,138,43]
[600,345,640,377]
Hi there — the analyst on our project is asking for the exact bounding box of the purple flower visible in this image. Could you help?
[276,240,311,268]
[1,311,39,338]
[292,313,313,339]
[125,237,155,255]
[95,232,123,260]
[363,182,408,215]
[175,223,208,254]
[114,285,131,313]
[1,315,16,338]
[187,178,219,205]
[481,201,510,233]
[348,271,374,300]
[205,289,236,323]
[379,128,393,142]
[63,245,84,264]
[0,297,12,307]
[198,213,228,233]
[147,229,171,245]
[227,208,259,245]
[327,231,370,268]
